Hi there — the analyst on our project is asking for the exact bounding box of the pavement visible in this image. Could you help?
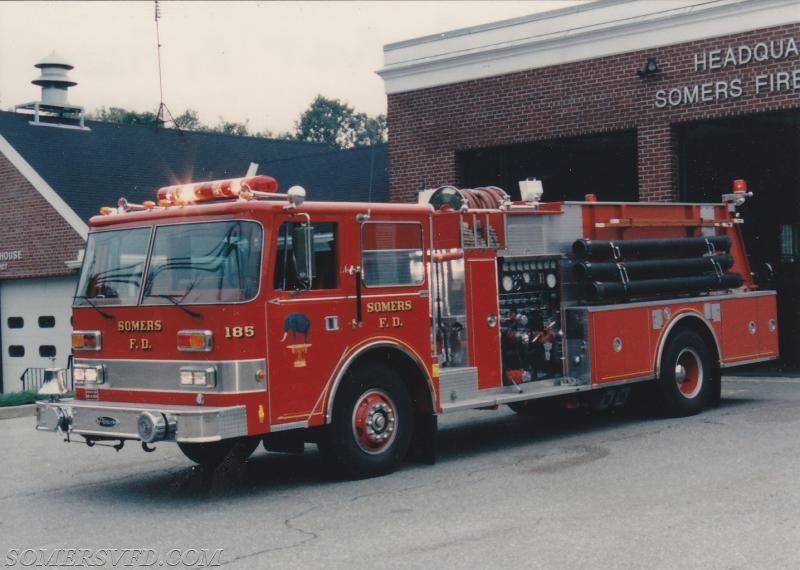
[1,376,799,569]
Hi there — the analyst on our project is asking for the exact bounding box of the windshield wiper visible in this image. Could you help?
[74,295,114,320]
[145,294,202,318]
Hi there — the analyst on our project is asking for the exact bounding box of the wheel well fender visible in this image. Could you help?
[655,313,720,378]
[325,343,435,423]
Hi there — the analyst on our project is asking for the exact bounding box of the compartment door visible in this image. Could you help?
[466,258,502,390]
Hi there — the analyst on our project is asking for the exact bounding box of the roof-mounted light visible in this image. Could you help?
[723,179,753,208]
[156,175,279,206]
[99,197,158,215]
[287,185,306,207]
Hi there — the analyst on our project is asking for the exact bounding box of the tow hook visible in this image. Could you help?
[141,442,157,453]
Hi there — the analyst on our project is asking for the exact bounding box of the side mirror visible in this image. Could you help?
[292,225,316,285]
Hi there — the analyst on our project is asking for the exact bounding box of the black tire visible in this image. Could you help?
[320,364,413,479]
[178,436,260,467]
[656,329,712,417]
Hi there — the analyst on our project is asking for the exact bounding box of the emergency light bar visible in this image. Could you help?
[156,175,279,205]
[98,175,306,215]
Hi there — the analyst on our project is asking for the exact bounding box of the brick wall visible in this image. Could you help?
[388,23,800,203]
[0,151,84,279]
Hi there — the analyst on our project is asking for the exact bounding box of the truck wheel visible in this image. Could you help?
[178,436,259,467]
[657,329,711,417]
[321,364,413,479]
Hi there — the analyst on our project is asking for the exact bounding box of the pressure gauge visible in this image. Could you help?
[502,275,514,292]
[546,273,558,289]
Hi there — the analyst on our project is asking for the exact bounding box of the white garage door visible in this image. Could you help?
[0,277,75,394]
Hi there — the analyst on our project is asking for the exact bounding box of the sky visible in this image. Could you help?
[0,1,585,135]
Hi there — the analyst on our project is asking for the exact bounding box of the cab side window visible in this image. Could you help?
[361,222,424,287]
[274,222,338,290]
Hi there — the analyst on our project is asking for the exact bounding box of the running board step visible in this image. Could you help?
[440,381,588,413]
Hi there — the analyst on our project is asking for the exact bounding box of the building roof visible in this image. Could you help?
[379,0,800,94]
[259,143,387,203]
[0,111,385,231]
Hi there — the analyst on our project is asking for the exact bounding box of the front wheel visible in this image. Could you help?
[320,364,413,479]
[656,329,712,417]
[178,436,260,467]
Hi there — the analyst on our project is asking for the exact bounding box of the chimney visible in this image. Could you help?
[15,51,88,130]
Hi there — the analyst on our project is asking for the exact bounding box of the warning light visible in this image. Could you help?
[72,331,102,351]
[177,330,213,352]
[156,175,278,206]
[732,179,748,194]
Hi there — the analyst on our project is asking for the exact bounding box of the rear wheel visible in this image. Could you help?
[320,364,413,479]
[178,436,260,467]
[657,329,712,417]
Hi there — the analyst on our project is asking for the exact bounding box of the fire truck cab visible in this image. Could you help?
[36,175,778,479]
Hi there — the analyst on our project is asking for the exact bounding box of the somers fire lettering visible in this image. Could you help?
[655,36,800,109]
[118,320,163,333]
[366,300,413,314]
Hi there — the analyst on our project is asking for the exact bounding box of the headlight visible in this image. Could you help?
[72,364,105,385]
[178,366,216,387]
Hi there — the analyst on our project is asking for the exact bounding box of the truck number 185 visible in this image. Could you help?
[224,325,256,339]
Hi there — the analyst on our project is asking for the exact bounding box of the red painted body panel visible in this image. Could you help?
[590,307,653,384]
[465,255,502,390]
[69,188,777,439]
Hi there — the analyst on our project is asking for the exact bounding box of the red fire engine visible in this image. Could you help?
[36,175,778,478]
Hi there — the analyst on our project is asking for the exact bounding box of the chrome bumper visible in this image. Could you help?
[35,399,248,443]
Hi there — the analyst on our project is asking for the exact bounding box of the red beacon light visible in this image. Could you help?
[156,175,278,206]
[723,179,752,209]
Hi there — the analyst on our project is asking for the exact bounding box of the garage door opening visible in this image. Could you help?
[458,130,638,202]
[677,110,800,366]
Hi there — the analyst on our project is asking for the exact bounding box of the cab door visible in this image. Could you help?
[266,216,353,428]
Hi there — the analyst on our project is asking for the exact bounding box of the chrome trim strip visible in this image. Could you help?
[720,356,776,368]
[269,420,308,432]
[270,291,429,304]
[583,291,776,312]
[74,358,267,392]
[87,388,265,395]
[590,375,655,389]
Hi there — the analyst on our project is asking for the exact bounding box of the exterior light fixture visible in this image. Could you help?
[637,58,661,78]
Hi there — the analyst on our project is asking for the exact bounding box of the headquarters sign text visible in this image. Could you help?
[655,37,800,108]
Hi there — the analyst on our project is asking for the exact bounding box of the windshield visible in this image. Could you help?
[142,221,263,304]
[74,228,151,306]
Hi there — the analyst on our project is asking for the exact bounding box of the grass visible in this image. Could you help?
[0,390,74,407]
[0,390,39,407]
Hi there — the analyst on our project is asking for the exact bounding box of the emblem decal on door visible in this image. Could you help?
[281,313,311,368]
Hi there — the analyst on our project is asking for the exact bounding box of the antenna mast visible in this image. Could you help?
[154,0,179,132]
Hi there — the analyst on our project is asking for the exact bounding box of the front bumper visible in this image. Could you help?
[35,399,248,443]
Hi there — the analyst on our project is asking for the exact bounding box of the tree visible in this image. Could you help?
[90,106,158,125]
[173,109,201,130]
[292,95,386,149]
[207,118,250,137]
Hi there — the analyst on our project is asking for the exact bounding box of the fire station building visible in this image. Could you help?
[0,54,388,393]
[380,0,800,364]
